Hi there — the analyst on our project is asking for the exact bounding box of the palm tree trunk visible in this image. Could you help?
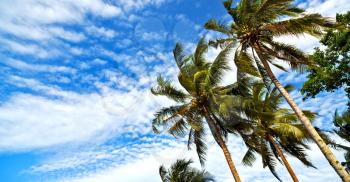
[267,134,299,182]
[258,57,350,181]
[203,107,241,182]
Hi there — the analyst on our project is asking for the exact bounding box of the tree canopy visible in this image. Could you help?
[301,11,350,108]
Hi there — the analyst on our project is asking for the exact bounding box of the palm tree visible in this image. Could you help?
[237,80,316,181]
[204,0,349,180]
[151,38,242,181]
[333,110,350,172]
[159,159,215,182]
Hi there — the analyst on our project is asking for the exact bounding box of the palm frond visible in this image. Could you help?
[261,139,282,181]
[235,49,261,77]
[178,71,195,94]
[262,41,312,72]
[194,38,208,67]
[209,38,236,49]
[207,43,233,86]
[255,0,304,23]
[151,76,189,102]
[281,141,316,168]
[260,14,334,37]
[173,42,187,68]
[194,128,207,166]
[204,19,231,35]
[242,148,257,166]
[159,165,168,182]
[270,123,306,141]
[194,70,209,94]
[168,118,188,137]
[152,105,188,134]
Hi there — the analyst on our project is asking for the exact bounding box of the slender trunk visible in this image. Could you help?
[267,134,299,182]
[202,107,241,182]
[255,47,350,181]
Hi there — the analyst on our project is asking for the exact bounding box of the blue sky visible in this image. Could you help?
[0,0,349,181]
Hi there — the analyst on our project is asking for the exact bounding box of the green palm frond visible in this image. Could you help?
[187,116,203,131]
[274,109,316,124]
[254,0,304,23]
[194,128,207,166]
[209,38,236,49]
[242,148,257,166]
[262,41,311,72]
[260,139,281,181]
[168,118,188,137]
[194,70,209,94]
[270,123,306,141]
[204,19,231,35]
[207,43,233,86]
[194,38,209,67]
[173,42,187,68]
[235,49,261,77]
[281,141,316,168]
[261,14,333,37]
[152,105,188,133]
[151,76,189,102]
[178,71,195,94]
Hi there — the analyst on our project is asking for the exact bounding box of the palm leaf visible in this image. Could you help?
[159,165,168,182]
[151,76,189,102]
[194,38,208,67]
[207,43,233,86]
[242,148,257,166]
[168,118,188,137]
[261,14,334,37]
[194,128,207,166]
[173,42,186,68]
[235,49,261,77]
[204,19,231,35]
[270,123,306,141]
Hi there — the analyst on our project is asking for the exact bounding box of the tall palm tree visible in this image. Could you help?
[204,0,349,180]
[159,159,215,182]
[237,80,317,181]
[151,38,242,181]
[333,110,350,172]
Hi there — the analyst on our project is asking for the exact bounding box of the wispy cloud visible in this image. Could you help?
[2,59,76,74]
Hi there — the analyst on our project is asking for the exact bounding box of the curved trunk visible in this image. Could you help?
[202,107,241,182]
[255,48,350,181]
[267,134,299,182]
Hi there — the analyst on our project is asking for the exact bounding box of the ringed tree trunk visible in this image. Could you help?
[254,46,350,181]
[267,134,299,182]
[202,107,242,182]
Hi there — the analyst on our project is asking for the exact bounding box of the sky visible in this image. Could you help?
[0,0,349,182]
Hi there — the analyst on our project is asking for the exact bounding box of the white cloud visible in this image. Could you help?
[116,0,166,11]
[2,59,76,74]
[0,0,120,41]
[0,76,170,151]
[0,38,58,58]
[91,58,107,65]
[48,27,86,42]
[140,32,165,41]
[301,0,350,17]
[86,26,118,39]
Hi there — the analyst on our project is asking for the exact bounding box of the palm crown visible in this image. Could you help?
[159,159,215,182]
[205,0,333,77]
[237,80,317,181]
